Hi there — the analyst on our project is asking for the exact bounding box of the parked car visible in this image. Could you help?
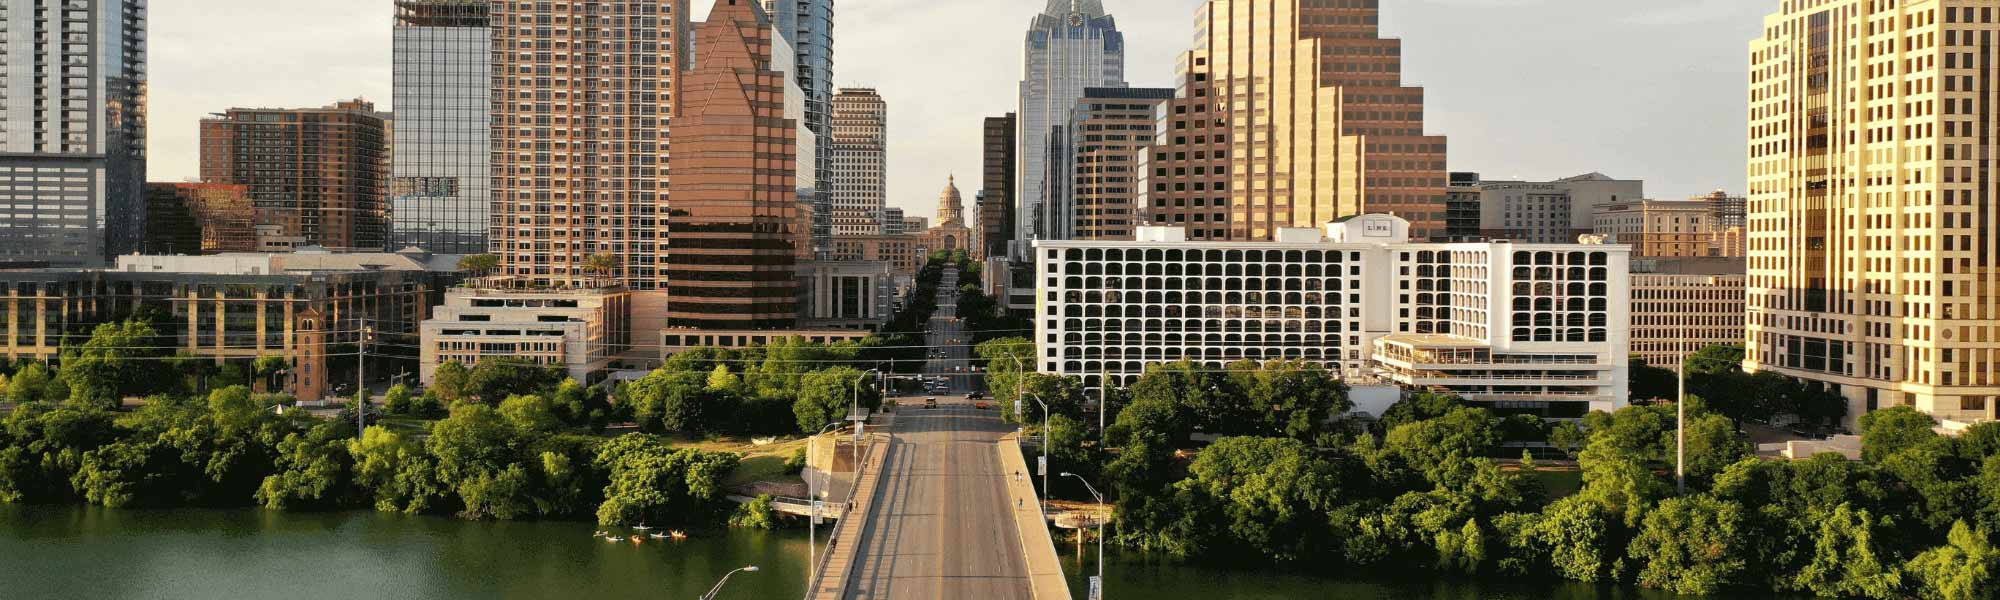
[967,391,984,400]
[925,397,939,409]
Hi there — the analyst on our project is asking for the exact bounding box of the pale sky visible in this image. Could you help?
[149,0,1769,221]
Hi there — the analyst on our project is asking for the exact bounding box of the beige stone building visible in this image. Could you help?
[421,285,632,386]
[1748,0,2000,423]
[1592,199,1721,259]
[1629,259,1747,368]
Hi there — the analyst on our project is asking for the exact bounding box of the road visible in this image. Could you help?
[842,266,1033,600]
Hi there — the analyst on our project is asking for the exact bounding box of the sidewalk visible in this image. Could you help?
[999,433,1074,600]
[808,433,891,600]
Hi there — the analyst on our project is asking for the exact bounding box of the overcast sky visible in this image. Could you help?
[149,0,1770,221]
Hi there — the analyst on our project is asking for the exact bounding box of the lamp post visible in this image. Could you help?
[698,565,759,600]
[1061,472,1106,596]
[1026,391,1050,515]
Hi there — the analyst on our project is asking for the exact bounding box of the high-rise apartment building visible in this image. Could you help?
[1060,87,1172,241]
[391,0,492,255]
[764,0,833,255]
[829,88,886,236]
[979,113,1017,260]
[1019,0,1126,250]
[1748,0,2000,423]
[0,0,147,266]
[1148,0,1448,241]
[200,100,390,251]
[1036,214,1631,416]
[143,182,256,255]
[487,0,687,323]
[880,206,906,235]
[666,0,803,330]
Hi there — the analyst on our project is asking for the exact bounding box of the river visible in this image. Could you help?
[0,505,809,600]
[2,505,1802,600]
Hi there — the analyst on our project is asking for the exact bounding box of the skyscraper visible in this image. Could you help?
[1146,0,1449,240]
[488,0,688,323]
[764,0,834,256]
[200,100,390,251]
[1747,0,2000,423]
[830,88,886,236]
[666,0,804,330]
[979,113,1017,260]
[1019,0,1125,251]
[0,0,146,266]
[391,0,492,255]
[1063,87,1172,241]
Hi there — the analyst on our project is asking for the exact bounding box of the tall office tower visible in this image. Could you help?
[1159,0,1449,240]
[1136,52,1232,241]
[200,100,390,251]
[829,88,886,236]
[763,0,833,256]
[1062,87,1172,241]
[667,0,802,330]
[1748,0,2000,423]
[979,113,1017,260]
[488,0,688,324]
[391,0,492,255]
[1019,0,1126,250]
[0,0,146,266]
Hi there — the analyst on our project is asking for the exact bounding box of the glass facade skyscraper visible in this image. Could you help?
[764,0,833,256]
[0,0,147,266]
[1018,0,1125,252]
[391,0,492,255]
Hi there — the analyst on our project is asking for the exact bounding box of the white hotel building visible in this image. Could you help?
[1033,215,1633,418]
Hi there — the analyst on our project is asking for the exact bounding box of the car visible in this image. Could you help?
[967,391,984,400]
[974,402,992,410]
[925,397,939,409]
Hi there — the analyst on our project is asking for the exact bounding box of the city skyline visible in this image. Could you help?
[147,0,1768,223]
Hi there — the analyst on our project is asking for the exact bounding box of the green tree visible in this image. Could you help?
[383,384,414,415]
[59,320,170,408]
[498,394,562,436]
[255,421,354,509]
[348,426,446,513]
[792,367,876,434]
[426,403,528,519]
[593,434,740,527]
[1234,360,1351,441]
[1378,391,1463,432]
[1792,504,1903,599]
[456,254,499,276]
[252,356,289,393]
[729,493,780,530]
[1907,521,1999,600]
[464,358,561,404]
[431,361,471,403]
[6,362,55,404]
[1175,436,1341,562]
[1861,406,1939,463]
[1629,495,1750,595]
[1628,358,1677,403]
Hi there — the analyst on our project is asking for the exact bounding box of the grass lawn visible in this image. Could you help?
[724,453,799,489]
[1533,470,1584,499]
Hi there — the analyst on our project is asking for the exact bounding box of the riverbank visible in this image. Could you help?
[0,505,807,600]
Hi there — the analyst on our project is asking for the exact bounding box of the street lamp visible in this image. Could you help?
[1025,391,1050,515]
[1062,472,1106,595]
[698,565,759,600]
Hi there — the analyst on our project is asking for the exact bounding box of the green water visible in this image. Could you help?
[1056,544,1805,600]
[0,505,808,600]
[1,505,1807,599]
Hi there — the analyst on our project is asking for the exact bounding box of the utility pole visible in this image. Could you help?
[1675,332,1686,495]
[1099,369,1109,434]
